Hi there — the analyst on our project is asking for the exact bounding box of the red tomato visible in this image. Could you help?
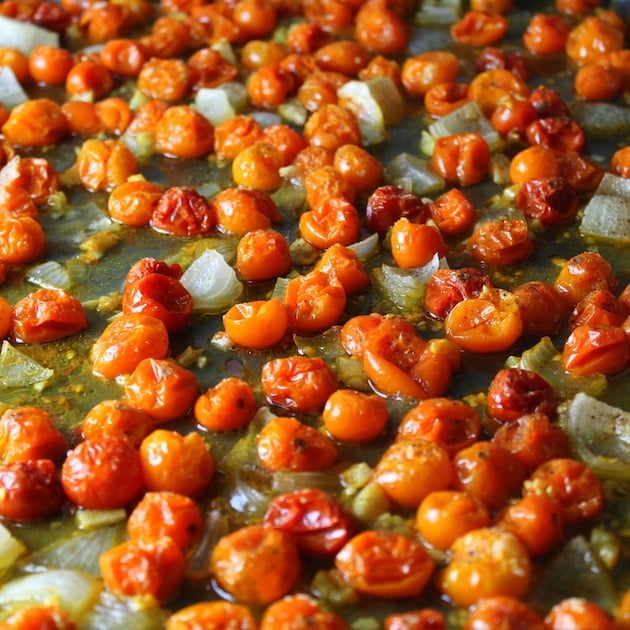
[263,488,354,556]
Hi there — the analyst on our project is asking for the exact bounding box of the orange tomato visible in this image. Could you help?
[137,57,192,102]
[390,218,448,268]
[335,530,435,598]
[260,595,349,630]
[127,491,204,551]
[432,132,491,187]
[99,537,186,604]
[223,298,289,350]
[303,103,362,151]
[212,186,281,235]
[81,399,154,447]
[416,490,491,551]
[523,13,571,55]
[444,287,523,353]
[424,81,471,118]
[436,527,531,608]
[139,429,215,496]
[257,415,339,472]
[509,145,559,184]
[235,228,292,282]
[194,377,256,432]
[28,45,73,85]
[467,218,533,266]
[124,358,200,422]
[0,406,67,464]
[373,439,453,508]
[2,98,68,148]
[232,142,284,191]
[428,188,476,237]
[284,271,347,335]
[107,179,163,227]
[313,243,370,294]
[450,10,509,47]
[554,251,617,306]
[401,51,459,98]
[90,313,169,378]
[468,68,529,117]
[61,436,145,510]
[562,324,629,376]
[545,598,615,630]
[154,105,215,159]
[322,389,388,443]
[211,525,301,606]
[167,602,258,630]
[76,138,138,192]
[465,597,545,630]
[299,197,361,249]
[11,288,88,344]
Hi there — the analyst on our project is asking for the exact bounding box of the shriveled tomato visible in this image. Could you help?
[335,530,435,598]
[0,459,64,521]
[11,288,88,344]
[365,185,428,237]
[263,488,353,556]
[151,186,216,237]
[424,267,494,319]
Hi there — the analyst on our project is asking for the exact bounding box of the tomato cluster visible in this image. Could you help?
[0,0,629,627]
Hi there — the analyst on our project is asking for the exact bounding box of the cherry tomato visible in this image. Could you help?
[464,597,545,630]
[555,251,617,306]
[513,280,569,337]
[390,218,448,269]
[263,488,354,557]
[194,377,256,432]
[450,10,509,47]
[11,288,88,344]
[335,530,435,598]
[467,218,533,266]
[151,186,216,237]
[0,459,64,521]
[81,399,154,447]
[61,436,144,510]
[166,602,258,630]
[562,324,629,375]
[366,185,428,237]
[544,598,615,630]
[322,389,388,443]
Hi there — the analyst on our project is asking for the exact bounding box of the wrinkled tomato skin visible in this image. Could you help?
[528,86,570,119]
[125,257,183,285]
[263,488,354,557]
[516,177,579,227]
[525,117,585,154]
[475,46,530,82]
[365,185,428,237]
[486,368,558,424]
[424,268,494,319]
[122,273,193,333]
[151,186,216,236]
[11,288,88,344]
[0,459,64,521]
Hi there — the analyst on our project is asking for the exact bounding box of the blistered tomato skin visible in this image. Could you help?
[0,459,64,521]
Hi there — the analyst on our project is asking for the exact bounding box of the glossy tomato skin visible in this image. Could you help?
[122,272,193,333]
[365,185,428,237]
[424,268,494,319]
[263,488,354,557]
[61,436,145,510]
[151,186,216,236]
[516,177,579,227]
[486,367,558,423]
[11,288,88,344]
[0,459,64,521]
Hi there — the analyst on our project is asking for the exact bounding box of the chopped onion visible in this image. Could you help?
[384,152,445,197]
[0,15,59,55]
[580,174,630,243]
[0,524,27,575]
[21,523,125,575]
[194,88,235,125]
[423,101,504,154]
[338,77,405,146]
[78,591,168,630]
[294,327,343,362]
[0,67,28,109]
[179,248,243,313]
[0,341,54,389]
[560,392,630,479]
[372,254,446,314]
[414,0,462,25]
[0,569,102,621]
[348,232,380,261]
[271,469,341,495]
[507,337,607,400]
[26,261,72,290]
[571,101,630,139]
[185,509,229,580]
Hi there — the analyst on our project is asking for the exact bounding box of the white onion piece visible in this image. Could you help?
[424,101,504,153]
[78,591,168,630]
[26,261,71,290]
[180,248,242,313]
[0,569,101,620]
[580,174,630,243]
[0,341,54,388]
[0,524,26,574]
[0,67,28,108]
[348,232,379,261]
[385,152,445,196]
[0,15,59,55]
[194,88,235,125]
[561,392,630,479]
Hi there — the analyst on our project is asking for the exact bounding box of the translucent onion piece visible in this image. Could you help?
[571,101,630,139]
[338,77,405,146]
[0,15,59,55]
[79,591,168,630]
[580,174,630,243]
[26,261,72,290]
[348,232,379,261]
[0,524,27,575]
[507,336,607,400]
[179,249,243,313]
[414,0,462,25]
[294,326,343,362]
[384,153,445,197]
[194,88,235,125]
[560,392,630,479]
[0,67,28,109]
[0,341,54,388]
[0,569,102,621]
[185,509,230,580]
[21,523,126,575]
[426,101,503,153]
